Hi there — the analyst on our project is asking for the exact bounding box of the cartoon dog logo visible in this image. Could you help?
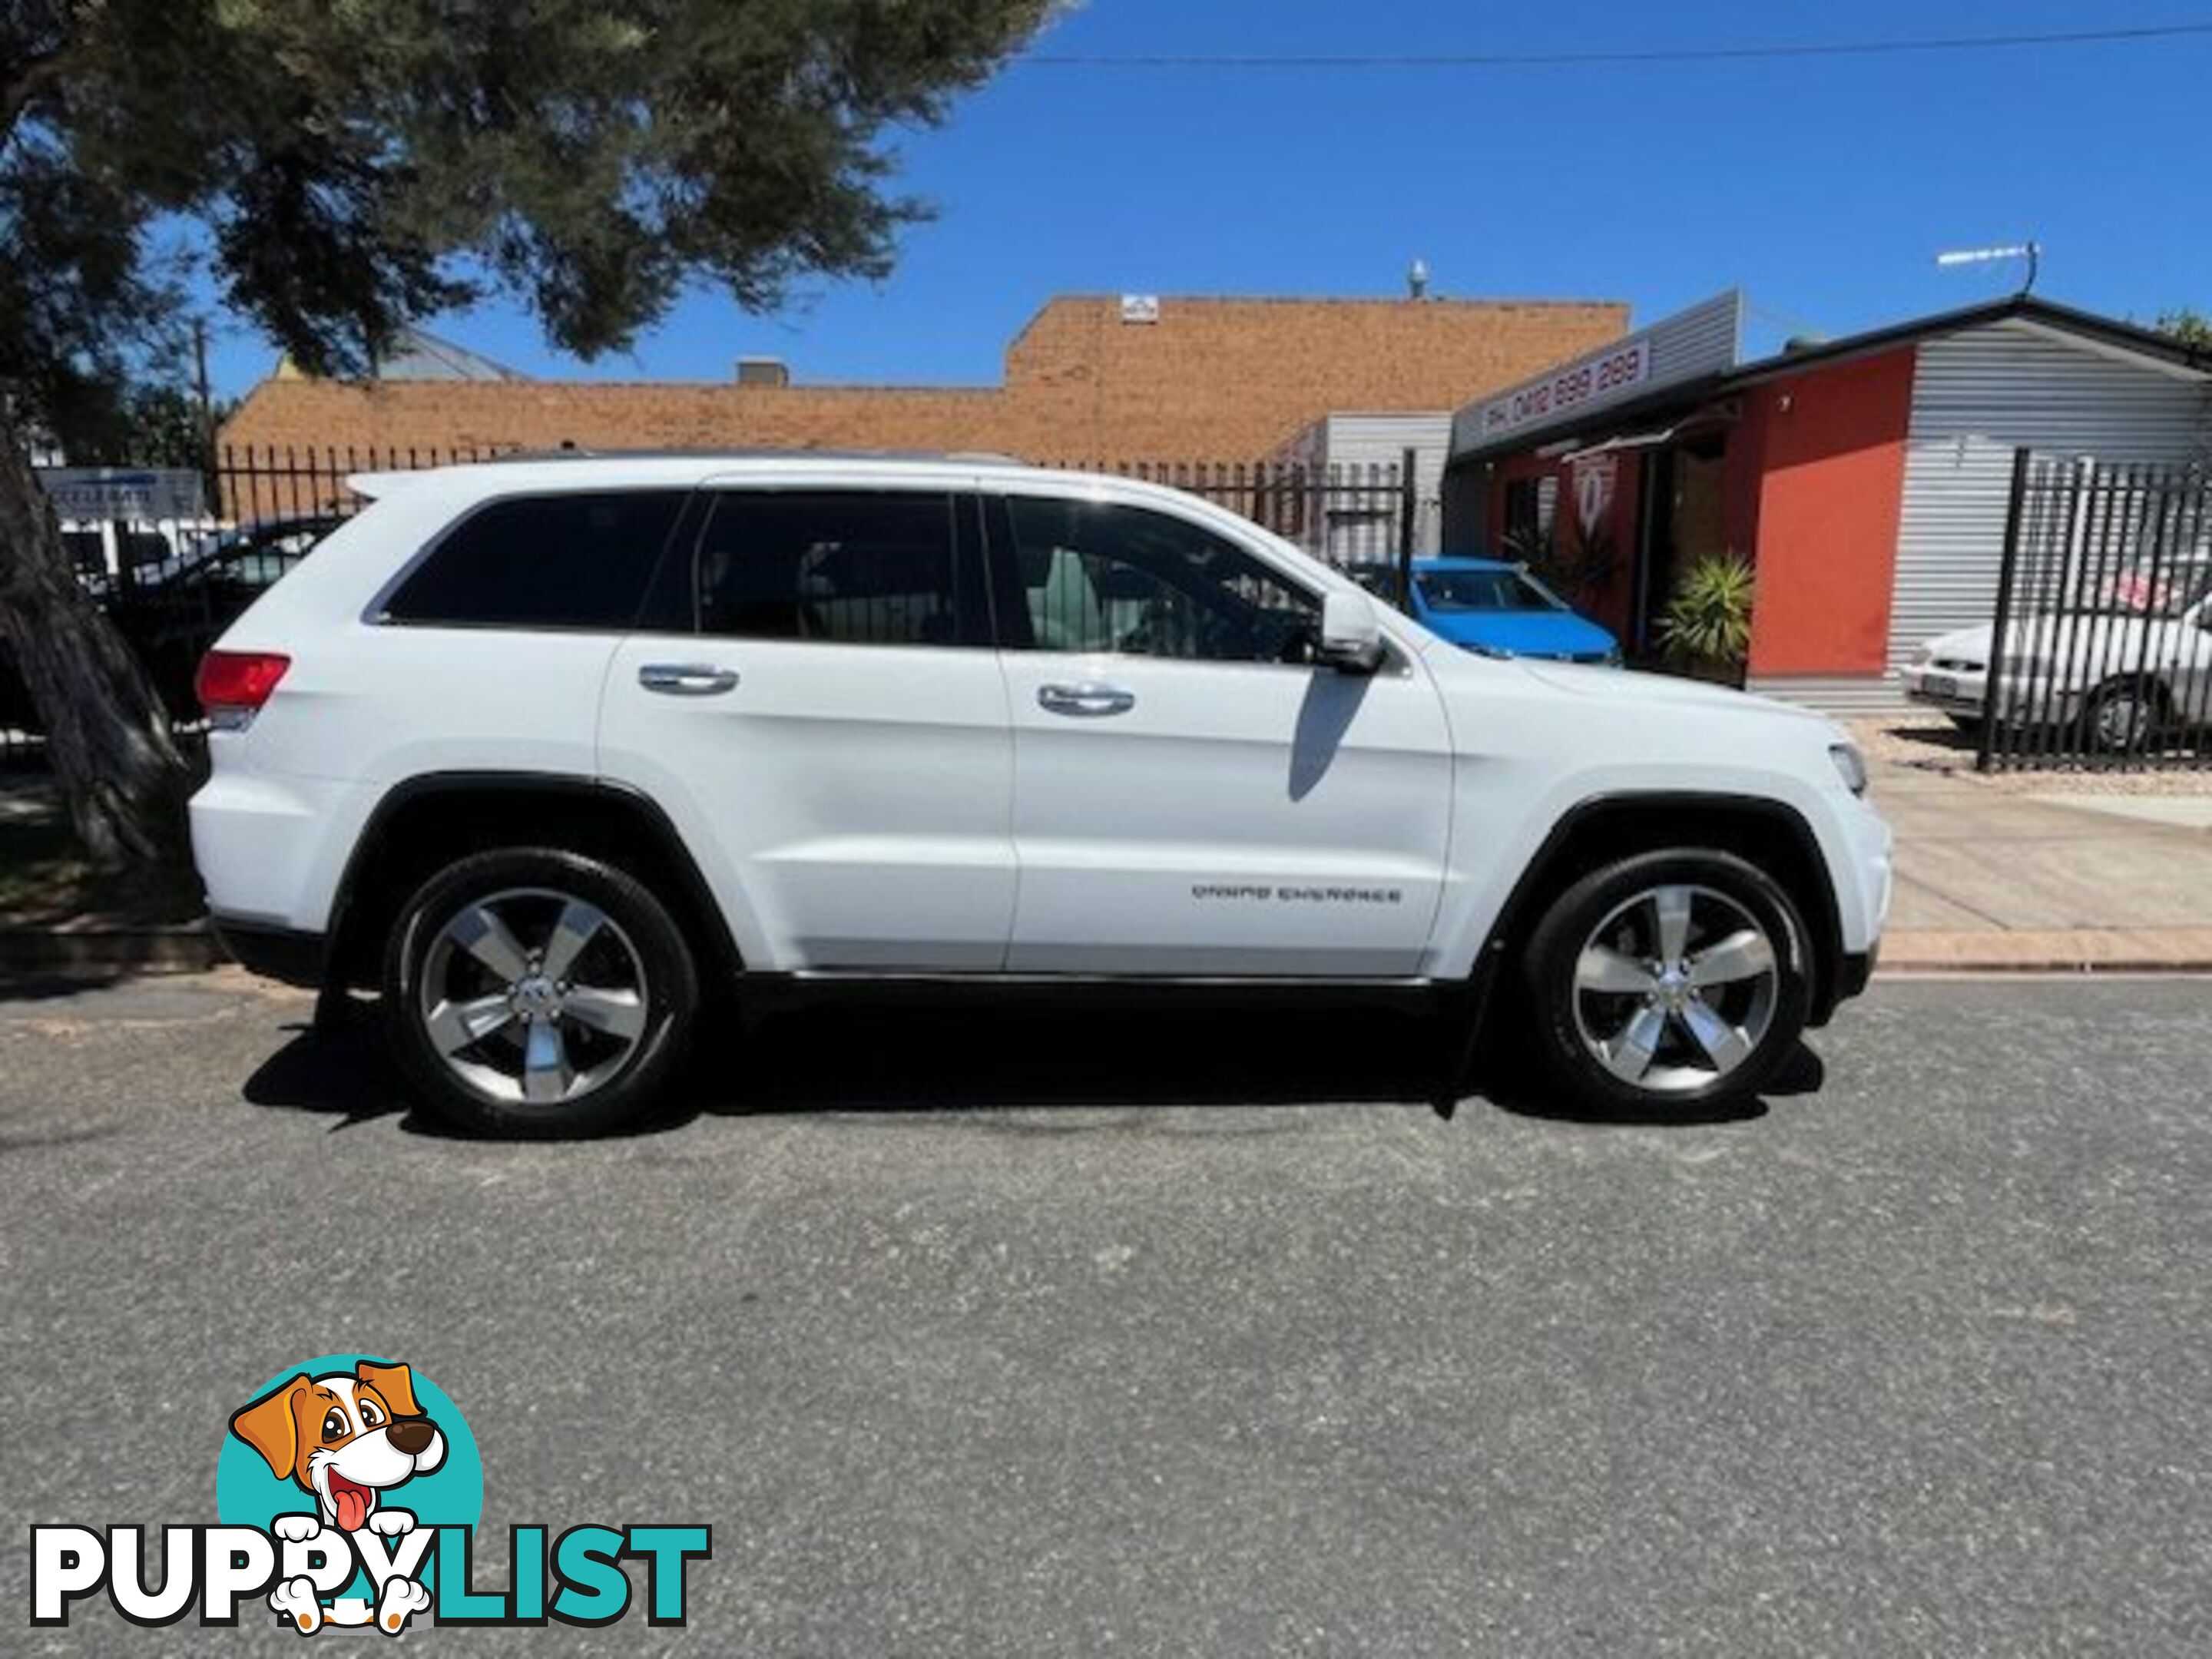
[230,1359,446,1633]
[231,1359,447,1535]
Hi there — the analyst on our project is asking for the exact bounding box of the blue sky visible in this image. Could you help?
[204,2,2212,398]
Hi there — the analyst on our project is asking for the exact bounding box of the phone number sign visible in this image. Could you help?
[1478,340,1652,440]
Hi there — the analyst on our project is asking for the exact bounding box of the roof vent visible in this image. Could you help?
[1119,294,1161,325]
[736,356,790,387]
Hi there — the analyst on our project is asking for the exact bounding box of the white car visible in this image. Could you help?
[189,455,1891,1135]
[1903,555,2212,751]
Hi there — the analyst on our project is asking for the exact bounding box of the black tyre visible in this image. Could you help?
[2082,677,2167,756]
[382,848,699,1137]
[1521,849,1812,1116]
[1945,714,1985,738]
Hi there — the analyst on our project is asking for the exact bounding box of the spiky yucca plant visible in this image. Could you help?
[1657,554,1756,671]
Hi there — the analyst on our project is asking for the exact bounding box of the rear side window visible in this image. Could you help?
[694,491,963,647]
[384,492,686,628]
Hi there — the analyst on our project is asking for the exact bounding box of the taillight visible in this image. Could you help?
[195,650,290,728]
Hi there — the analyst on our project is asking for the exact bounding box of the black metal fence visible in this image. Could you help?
[207,445,1432,575]
[213,442,515,531]
[1046,451,1429,601]
[1977,449,2212,772]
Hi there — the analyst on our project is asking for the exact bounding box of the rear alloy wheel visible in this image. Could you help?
[385,849,697,1136]
[1523,851,1811,1115]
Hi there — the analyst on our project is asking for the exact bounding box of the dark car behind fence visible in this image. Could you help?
[3,445,1434,766]
[2,446,508,764]
[1979,450,2212,773]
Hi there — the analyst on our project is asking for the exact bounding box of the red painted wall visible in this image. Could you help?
[1743,346,1917,677]
[1472,343,1913,671]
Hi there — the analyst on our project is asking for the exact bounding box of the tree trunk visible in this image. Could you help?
[0,410,193,869]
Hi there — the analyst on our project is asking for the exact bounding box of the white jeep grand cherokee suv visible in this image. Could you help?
[190,455,1890,1135]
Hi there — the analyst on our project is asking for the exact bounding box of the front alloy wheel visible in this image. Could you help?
[1524,850,1811,1114]
[1571,884,1780,1094]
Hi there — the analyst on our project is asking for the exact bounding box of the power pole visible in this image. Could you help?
[192,316,217,508]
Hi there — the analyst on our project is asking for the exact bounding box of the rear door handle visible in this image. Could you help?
[639,663,740,696]
[1038,682,1135,717]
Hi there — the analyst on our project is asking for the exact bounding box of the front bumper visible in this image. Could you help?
[1900,665,2086,724]
[1811,943,1878,1026]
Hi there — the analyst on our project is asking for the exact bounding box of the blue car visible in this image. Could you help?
[1402,555,1621,664]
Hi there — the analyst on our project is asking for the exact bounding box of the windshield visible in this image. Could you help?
[1417,568,1564,614]
[2089,556,2212,618]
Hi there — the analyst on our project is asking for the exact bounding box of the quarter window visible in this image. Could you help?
[1005,497,1320,664]
[384,492,686,629]
[694,492,962,647]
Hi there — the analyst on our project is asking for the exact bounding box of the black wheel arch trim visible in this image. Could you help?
[1462,790,1852,1044]
[326,770,743,991]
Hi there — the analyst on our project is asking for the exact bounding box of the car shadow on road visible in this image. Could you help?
[240,1010,419,1129]
[0,969,141,1002]
[241,997,1818,1137]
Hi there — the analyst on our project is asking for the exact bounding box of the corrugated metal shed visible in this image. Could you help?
[1889,319,2212,674]
[1326,412,1452,553]
[1321,412,1450,490]
[1273,412,1452,552]
[1745,674,1917,717]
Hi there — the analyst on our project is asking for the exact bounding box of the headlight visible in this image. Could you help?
[1996,654,2048,680]
[1829,742,1868,796]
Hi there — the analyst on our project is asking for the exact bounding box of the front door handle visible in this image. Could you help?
[639,663,740,696]
[1038,682,1136,717]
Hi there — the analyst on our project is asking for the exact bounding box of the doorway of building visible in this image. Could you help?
[1632,436,1728,662]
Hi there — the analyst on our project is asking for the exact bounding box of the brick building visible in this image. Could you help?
[218,293,1627,467]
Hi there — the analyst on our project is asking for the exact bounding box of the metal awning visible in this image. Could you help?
[1537,426,1680,462]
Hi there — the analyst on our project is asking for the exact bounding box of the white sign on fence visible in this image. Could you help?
[34,467,206,522]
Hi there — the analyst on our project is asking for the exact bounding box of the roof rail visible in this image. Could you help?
[466,445,1031,466]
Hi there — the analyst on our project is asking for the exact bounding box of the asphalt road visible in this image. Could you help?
[2,972,2208,1656]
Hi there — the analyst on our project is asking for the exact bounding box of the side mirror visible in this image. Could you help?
[1315,588,1386,674]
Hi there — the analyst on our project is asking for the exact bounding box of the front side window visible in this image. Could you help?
[384,492,686,628]
[1004,497,1320,664]
[694,491,962,647]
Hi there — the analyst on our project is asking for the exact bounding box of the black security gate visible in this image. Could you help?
[1977,449,2212,773]
[1048,452,1429,606]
